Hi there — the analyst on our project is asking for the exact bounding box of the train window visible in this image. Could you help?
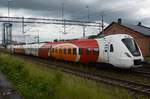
[52,48,54,53]
[54,49,56,53]
[93,48,99,55]
[122,38,140,56]
[59,49,62,54]
[73,48,76,55]
[79,48,82,55]
[48,47,50,52]
[59,49,60,54]
[64,48,66,54]
[149,42,150,55]
[110,44,114,52]
[104,44,108,52]
[61,49,62,54]
[68,48,71,54]
[86,48,91,55]
[55,48,58,53]
[149,42,150,52]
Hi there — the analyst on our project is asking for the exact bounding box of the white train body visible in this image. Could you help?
[97,34,144,68]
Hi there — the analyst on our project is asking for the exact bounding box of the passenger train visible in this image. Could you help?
[9,34,144,68]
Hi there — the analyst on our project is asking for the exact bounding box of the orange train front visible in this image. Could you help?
[10,34,144,69]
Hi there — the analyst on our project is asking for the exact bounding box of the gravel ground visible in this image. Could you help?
[0,71,23,99]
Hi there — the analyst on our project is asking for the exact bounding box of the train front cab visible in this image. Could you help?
[121,37,144,68]
[98,34,144,69]
[110,35,143,68]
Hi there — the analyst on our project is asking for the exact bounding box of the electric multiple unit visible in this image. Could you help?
[9,34,144,68]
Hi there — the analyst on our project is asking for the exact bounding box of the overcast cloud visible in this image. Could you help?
[0,0,150,42]
[0,0,149,23]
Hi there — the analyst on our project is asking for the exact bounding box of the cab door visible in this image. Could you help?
[103,41,109,63]
[108,43,117,66]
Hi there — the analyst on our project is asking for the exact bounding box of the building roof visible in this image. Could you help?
[107,22,150,36]
[122,23,150,36]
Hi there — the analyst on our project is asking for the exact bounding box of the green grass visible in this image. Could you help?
[0,53,149,99]
[145,56,150,62]
[57,61,150,85]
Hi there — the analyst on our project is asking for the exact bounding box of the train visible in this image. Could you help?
[8,34,144,68]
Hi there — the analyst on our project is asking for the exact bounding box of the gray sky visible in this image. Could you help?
[0,0,150,42]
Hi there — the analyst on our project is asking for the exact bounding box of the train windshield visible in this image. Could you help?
[122,38,141,56]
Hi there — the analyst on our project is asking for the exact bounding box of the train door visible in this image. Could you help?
[109,42,120,66]
[108,44,115,65]
[103,40,109,63]
[48,46,52,57]
[79,47,98,64]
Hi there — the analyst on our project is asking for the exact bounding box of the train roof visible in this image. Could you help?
[12,34,132,48]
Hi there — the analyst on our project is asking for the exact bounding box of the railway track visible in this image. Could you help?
[133,64,150,78]
[10,54,150,96]
[134,69,150,78]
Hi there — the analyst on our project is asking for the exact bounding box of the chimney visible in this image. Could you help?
[138,22,142,26]
[117,18,122,24]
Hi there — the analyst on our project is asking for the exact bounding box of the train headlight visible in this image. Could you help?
[124,52,131,58]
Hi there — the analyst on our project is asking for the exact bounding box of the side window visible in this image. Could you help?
[52,48,54,53]
[110,44,114,52]
[149,42,150,54]
[59,49,62,54]
[79,48,82,55]
[86,48,91,55]
[54,48,56,53]
[104,44,108,52]
[59,49,61,54]
[73,48,76,55]
[55,48,58,53]
[64,48,66,54]
[68,48,71,55]
[48,47,51,52]
[93,48,99,55]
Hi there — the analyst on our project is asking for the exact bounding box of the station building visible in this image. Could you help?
[101,19,150,56]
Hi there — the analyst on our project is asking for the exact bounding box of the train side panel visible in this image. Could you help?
[51,43,79,62]
[38,43,50,59]
[72,39,99,64]
[14,45,25,55]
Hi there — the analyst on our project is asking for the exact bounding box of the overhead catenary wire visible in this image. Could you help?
[0,16,102,34]
[0,16,102,44]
